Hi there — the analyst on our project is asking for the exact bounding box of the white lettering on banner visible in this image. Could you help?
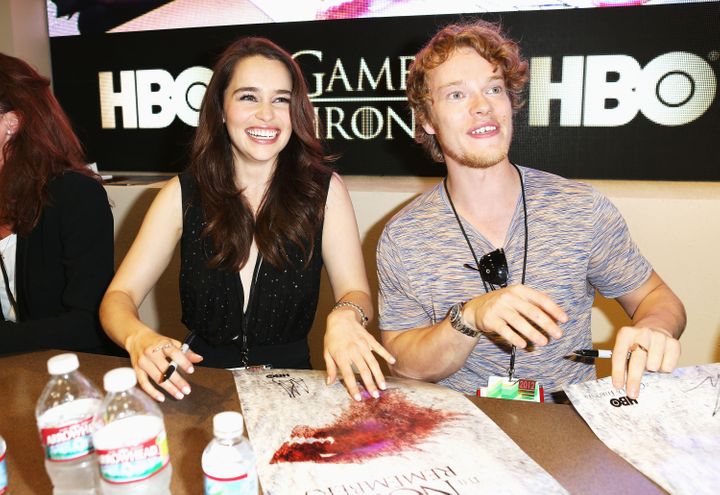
[529,52,716,127]
[99,66,212,129]
[294,50,413,98]
[97,51,714,132]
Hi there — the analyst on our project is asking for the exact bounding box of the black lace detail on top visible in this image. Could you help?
[178,172,328,362]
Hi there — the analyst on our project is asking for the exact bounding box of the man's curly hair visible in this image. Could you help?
[406,21,529,162]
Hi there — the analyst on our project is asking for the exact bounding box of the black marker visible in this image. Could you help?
[574,349,632,359]
[160,333,195,383]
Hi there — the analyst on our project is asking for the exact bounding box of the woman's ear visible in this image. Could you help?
[3,111,19,135]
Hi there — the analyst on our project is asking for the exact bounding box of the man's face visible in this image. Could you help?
[422,47,513,170]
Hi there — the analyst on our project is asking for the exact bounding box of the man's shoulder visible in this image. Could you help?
[383,182,445,237]
[522,166,598,201]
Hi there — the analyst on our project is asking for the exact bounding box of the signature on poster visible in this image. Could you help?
[269,373,310,399]
[683,373,720,417]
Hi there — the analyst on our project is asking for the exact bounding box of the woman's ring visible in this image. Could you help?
[153,343,173,353]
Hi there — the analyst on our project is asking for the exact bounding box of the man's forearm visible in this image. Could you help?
[381,319,479,382]
[631,283,686,339]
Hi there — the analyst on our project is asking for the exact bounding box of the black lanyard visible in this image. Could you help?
[0,246,18,322]
[444,163,528,380]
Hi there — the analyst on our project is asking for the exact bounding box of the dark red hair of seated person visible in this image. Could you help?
[0,53,95,236]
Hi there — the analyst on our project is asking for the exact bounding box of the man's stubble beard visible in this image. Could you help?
[434,123,512,170]
[446,147,508,170]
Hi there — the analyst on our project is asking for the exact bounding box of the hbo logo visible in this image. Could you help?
[99,67,212,129]
[610,396,638,407]
[529,52,716,127]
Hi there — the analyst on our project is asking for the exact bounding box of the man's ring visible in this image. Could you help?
[153,343,173,353]
[630,343,649,353]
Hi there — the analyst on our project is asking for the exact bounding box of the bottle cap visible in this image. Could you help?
[213,411,245,438]
[103,367,137,392]
[47,353,80,375]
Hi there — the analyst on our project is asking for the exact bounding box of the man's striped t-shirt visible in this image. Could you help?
[377,166,652,401]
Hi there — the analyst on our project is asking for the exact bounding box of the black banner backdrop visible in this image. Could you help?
[49,3,720,180]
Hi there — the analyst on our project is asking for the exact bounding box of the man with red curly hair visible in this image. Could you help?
[376,21,685,402]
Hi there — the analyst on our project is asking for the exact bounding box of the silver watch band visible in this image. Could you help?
[448,301,481,338]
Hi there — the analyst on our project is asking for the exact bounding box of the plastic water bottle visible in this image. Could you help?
[35,353,102,495]
[92,367,172,495]
[202,411,259,495]
[0,434,8,495]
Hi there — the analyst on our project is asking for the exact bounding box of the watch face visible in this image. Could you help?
[450,303,463,324]
[449,302,479,338]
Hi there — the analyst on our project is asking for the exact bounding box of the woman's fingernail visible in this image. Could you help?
[182,386,191,395]
[379,382,387,390]
[175,392,184,400]
[188,366,195,374]
[354,393,362,401]
[156,395,165,402]
[372,391,380,399]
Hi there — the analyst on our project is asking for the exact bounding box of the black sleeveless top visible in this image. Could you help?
[178,172,329,369]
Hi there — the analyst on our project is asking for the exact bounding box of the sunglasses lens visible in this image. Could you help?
[480,249,509,287]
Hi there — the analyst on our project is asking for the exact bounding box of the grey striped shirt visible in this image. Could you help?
[377,166,653,401]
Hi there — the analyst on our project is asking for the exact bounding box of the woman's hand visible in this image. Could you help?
[323,308,395,401]
[124,327,203,402]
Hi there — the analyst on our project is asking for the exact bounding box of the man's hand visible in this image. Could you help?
[611,326,681,399]
[463,284,568,347]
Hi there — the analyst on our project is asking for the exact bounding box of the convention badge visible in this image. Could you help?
[477,375,544,403]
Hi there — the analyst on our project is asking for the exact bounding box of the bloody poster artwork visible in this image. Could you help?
[233,369,567,494]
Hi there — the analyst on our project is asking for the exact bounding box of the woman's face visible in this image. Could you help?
[222,55,293,170]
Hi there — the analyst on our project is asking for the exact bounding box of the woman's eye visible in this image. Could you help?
[274,96,291,104]
[239,94,257,102]
[448,91,463,100]
[487,86,504,95]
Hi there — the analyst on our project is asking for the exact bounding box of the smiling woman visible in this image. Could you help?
[99,36,395,404]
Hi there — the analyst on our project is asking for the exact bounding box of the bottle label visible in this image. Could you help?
[40,416,94,462]
[0,449,8,495]
[204,470,258,495]
[96,431,170,484]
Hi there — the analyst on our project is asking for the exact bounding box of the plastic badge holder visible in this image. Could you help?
[477,376,544,403]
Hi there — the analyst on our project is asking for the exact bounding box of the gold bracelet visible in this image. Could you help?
[331,301,368,327]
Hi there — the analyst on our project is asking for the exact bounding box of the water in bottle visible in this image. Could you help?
[35,353,102,495]
[202,411,259,495]
[0,434,8,495]
[92,367,172,495]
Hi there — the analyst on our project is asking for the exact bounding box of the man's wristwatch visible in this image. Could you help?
[447,301,481,338]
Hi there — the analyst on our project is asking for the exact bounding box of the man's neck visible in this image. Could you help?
[444,160,521,248]
[445,160,519,208]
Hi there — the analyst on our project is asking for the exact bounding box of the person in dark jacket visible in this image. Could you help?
[0,52,119,355]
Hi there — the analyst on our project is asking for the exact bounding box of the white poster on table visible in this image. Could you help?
[565,363,720,495]
[233,368,567,495]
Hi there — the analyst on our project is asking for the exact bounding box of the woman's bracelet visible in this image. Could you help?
[331,301,369,328]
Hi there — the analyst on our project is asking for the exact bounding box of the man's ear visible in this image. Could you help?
[421,117,436,136]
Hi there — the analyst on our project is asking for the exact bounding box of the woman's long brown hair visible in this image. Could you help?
[189,37,332,271]
[0,53,95,235]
